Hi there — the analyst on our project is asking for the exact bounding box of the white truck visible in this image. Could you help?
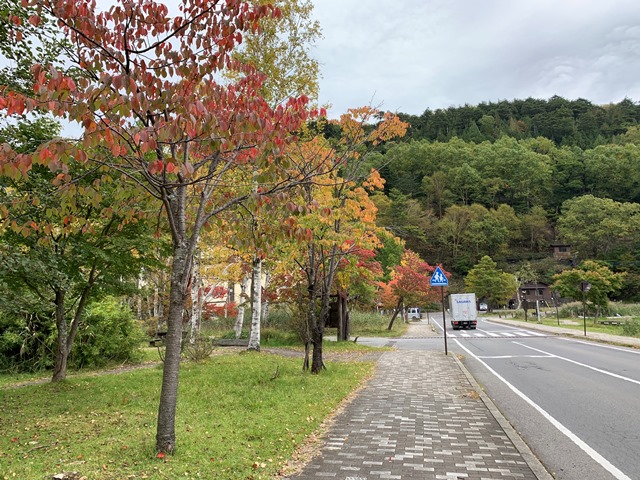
[449,293,478,330]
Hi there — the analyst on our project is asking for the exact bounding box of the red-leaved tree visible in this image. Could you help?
[379,250,447,329]
[0,0,317,453]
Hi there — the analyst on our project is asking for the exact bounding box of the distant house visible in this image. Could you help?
[519,281,555,306]
[550,242,572,261]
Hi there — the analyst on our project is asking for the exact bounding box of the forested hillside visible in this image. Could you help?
[370,96,640,299]
[397,96,640,148]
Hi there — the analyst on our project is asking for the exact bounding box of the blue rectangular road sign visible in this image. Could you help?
[430,266,448,286]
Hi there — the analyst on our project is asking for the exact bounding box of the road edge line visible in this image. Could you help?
[452,353,554,480]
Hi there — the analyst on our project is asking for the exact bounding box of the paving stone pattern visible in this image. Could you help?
[288,350,537,480]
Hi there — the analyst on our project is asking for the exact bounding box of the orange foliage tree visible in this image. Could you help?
[281,108,408,372]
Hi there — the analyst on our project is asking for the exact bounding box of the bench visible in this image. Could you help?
[213,338,249,347]
[149,331,167,347]
[597,316,632,326]
[598,320,623,325]
[149,330,189,347]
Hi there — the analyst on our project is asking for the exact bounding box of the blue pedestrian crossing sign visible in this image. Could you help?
[430,266,448,287]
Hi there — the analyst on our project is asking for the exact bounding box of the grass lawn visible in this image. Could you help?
[0,348,375,479]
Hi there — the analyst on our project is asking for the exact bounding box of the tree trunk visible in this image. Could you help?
[234,277,248,339]
[261,270,271,325]
[189,255,201,344]
[302,263,317,372]
[52,266,96,382]
[337,291,349,341]
[225,281,232,318]
[310,319,324,373]
[247,257,262,351]
[303,341,310,371]
[137,273,144,319]
[337,292,344,340]
[387,297,404,331]
[52,289,68,382]
[155,242,190,454]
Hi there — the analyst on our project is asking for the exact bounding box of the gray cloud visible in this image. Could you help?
[312,0,640,116]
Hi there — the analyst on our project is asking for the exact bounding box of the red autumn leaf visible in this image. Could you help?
[156,452,165,459]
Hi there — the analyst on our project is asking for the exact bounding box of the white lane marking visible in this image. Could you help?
[448,330,548,339]
[513,342,640,387]
[454,339,632,480]
[559,338,640,355]
[484,321,549,337]
[432,318,445,333]
[528,331,546,336]
[478,355,552,359]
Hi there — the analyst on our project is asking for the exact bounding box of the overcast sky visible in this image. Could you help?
[310,0,640,117]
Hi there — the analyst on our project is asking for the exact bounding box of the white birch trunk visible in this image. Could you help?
[247,257,262,351]
[154,282,160,317]
[137,274,144,319]
[224,282,231,318]
[234,277,248,339]
[261,270,271,325]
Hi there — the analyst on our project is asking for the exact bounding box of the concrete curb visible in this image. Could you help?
[452,353,555,480]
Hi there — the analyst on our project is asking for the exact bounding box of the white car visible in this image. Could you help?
[407,307,421,319]
[479,302,488,311]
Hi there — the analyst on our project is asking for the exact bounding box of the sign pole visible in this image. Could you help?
[430,266,449,356]
[441,286,448,355]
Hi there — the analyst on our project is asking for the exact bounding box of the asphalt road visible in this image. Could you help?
[378,316,640,480]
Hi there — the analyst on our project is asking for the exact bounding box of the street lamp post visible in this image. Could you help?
[521,289,528,322]
[579,281,591,336]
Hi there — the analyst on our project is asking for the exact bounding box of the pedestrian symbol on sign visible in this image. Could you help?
[430,266,448,287]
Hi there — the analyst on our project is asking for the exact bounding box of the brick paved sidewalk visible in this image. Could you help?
[286,349,547,479]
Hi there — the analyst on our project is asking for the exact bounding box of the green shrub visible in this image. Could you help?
[183,335,216,362]
[557,302,589,318]
[607,302,640,317]
[141,315,164,337]
[621,318,640,337]
[0,313,53,373]
[69,297,144,369]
